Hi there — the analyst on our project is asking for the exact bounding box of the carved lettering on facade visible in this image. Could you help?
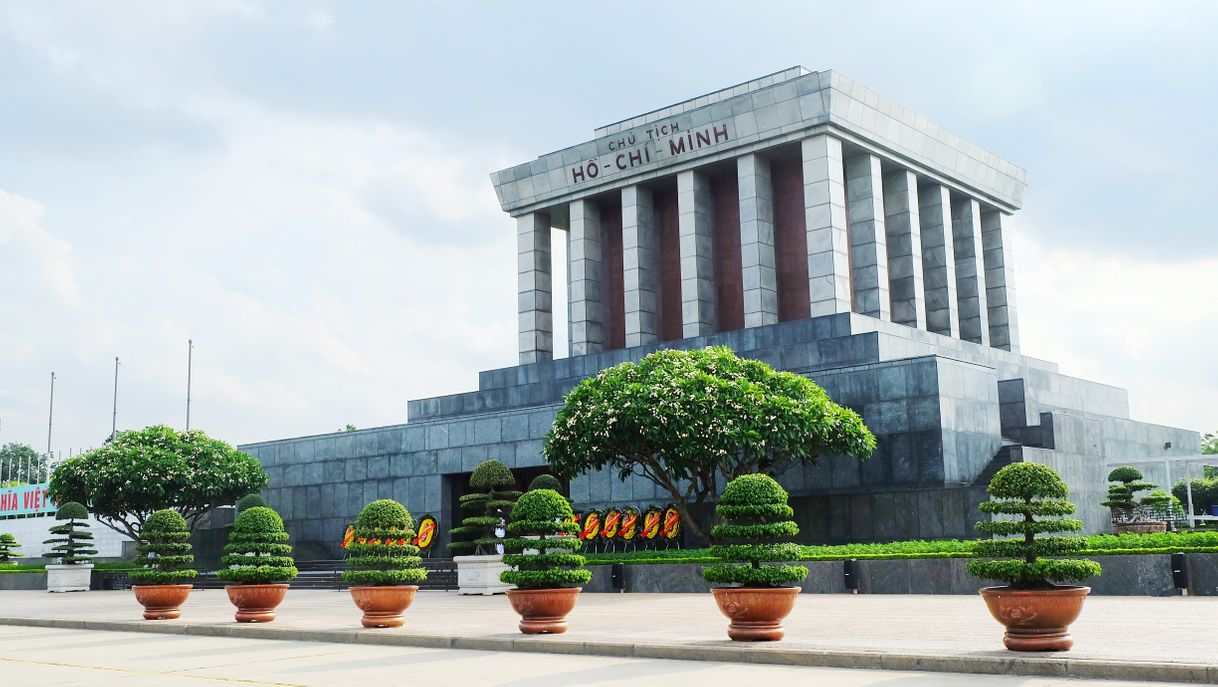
[569,121,733,185]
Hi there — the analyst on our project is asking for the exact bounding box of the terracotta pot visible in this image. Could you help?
[505,587,581,634]
[710,586,800,641]
[132,584,192,620]
[349,586,418,628]
[979,586,1091,651]
[225,584,289,623]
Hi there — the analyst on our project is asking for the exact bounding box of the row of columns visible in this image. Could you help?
[517,134,1021,365]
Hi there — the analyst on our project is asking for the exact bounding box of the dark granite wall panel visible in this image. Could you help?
[602,198,626,350]
[771,156,810,322]
[654,182,682,342]
[710,169,743,332]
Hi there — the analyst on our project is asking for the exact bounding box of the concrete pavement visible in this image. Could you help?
[0,625,1197,687]
[0,589,1215,683]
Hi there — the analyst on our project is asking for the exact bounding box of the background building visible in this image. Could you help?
[241,68,1198,559]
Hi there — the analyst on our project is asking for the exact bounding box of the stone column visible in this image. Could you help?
[844,153,890,320]
[517,212,552,364]
[622,186,660,347]
[737,154,778,328]
[883,168,926,329]
[568,199,604,356]
[677,170,716,337]
[951,196,989,346]
[802,135,851,317]
[981,208,1021,352]
[918,182,959,338]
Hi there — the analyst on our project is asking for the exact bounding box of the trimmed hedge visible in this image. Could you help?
[217,506,297,584]
[43,502,97,565]
[702,474,808,587]
[342,499,427,586]
[500,489,591,589]
[128,509,197,585]
[448,459,519,556]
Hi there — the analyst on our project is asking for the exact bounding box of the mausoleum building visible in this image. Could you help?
[241,68,1199,559]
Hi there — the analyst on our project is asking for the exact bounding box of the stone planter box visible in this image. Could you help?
[584,553,1218,597]
[46,563,93,593]
[453,554,510,595]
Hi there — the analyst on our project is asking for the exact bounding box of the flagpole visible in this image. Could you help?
[111,356,120,440]
[185,339,193,431]
[46,371,55,484]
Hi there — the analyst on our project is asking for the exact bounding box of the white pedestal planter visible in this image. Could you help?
[46,564,92,593]
[453,554,510,596]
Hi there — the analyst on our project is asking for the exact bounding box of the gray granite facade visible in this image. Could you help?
[239,69,1199,561]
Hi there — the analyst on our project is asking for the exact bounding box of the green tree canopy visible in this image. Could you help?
[544,347,876,544]
[1202,432,1217,455]
[0,442,47,484]
[48,425,268,540]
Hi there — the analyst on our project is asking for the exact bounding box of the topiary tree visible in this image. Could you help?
[528,473,563,494]
[447,459,519,556]
[545,346,876,544]
[49,425,269,540]
[343,499,427,586]
[43,502,97,565]
[1140,489,1184,521]
[128,509,197,585]
[0,533,21,563]
[1101,466,1156,522]
[702,474,808,587]
[217,506,297,585]
[235,494,267,513]
[967,462,1101,589]
[500,489,590,588]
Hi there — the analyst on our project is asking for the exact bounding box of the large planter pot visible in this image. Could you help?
[46,564,93,593]
[710,586,800,641]
[454,554,510,596]
[349,586,418,628]
[225,584,289,623]
[132,584,192,620]
[979,586,1091,651]
[506,587,581,634]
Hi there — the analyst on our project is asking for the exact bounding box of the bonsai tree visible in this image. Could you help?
[128,509,197,585]
[967,462,1101,589]
[544,346,876,544]
[44,502,97,565]
[343,499,427,586]
[528,473,563,494]
[702,474,807,587]
[1140,489,1184,521]
[447,459,519,556]
[49,425,268,539]
[0,533,21,563]
[217,506,298,585]
[235,494,267,513]
[500,489,590,588]
[1101,466,1155,522]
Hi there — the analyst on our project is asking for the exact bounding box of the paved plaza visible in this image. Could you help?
[0,625,1183,687]
[0,590,1215,683]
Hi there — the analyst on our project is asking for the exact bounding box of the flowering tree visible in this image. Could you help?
[544,347,875,545]
[48,425,268,540]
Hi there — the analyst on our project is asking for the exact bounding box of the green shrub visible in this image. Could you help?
[43,502,97,565]
[128,509,197,585]
[0,533,21,563]
[216,506,297,584]
[448,459,519,556]
[500,489,591,589]
[528,473,563,494]
[1173,477,1218,515]
[966,462,1101,588]
[236,494,267,513]
[1101,466,1156,520]
[702,474,808,587]
[342,499,427,586]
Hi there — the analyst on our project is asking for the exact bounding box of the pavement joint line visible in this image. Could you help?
[1,615,1215,685]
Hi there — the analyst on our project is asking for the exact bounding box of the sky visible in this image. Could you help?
[0,1,1215,458]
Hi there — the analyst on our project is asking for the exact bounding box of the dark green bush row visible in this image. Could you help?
[586,530,1218,565]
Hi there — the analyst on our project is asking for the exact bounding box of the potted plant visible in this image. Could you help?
[967,462,1102,651]
[500,488,590,634]
[1141,488,1184,528]
[128,509,197,619]
[343,499,427,628]
[217,506,297,622]
[44,501,97,593]
[701,474,806,641]
[449,459,519,595]
[1102,466,1163,533]
[0,533,20,565]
